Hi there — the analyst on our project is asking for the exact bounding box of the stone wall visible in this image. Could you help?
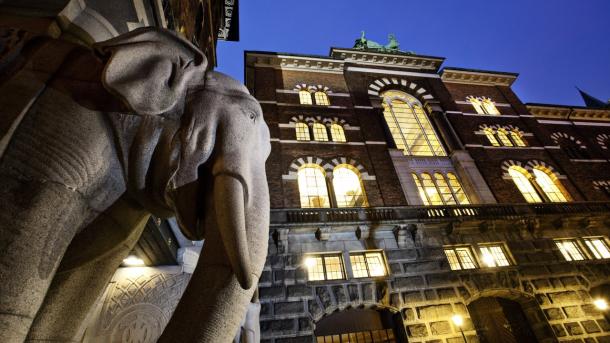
[261,214,610,343]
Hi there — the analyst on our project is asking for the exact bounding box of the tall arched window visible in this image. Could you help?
[412,172,469,205]
[332,165,368,207]
[484,128,500,146]
[314,91,330,105]
[496,129,513,147]
[510,131,527,147]
[508,167,542,203]
[381,90,446,156]
[330,123,346,142]
[299,90,312,105]
[532,168,568,202]
[482,98,500,115]
[295,122,310,141]
[297,165,330,208]
[312,123,329,141]
[468,96,485,114]
[447,173,470,204]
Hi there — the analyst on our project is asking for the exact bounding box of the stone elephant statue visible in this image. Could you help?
[0,27,270,342]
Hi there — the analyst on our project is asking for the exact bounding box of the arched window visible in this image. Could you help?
[412,172,469,205]
[330,123,346,142]
[532,168,568,202]
[482,98,500,115]
[312,122,329,141]
[381,90,446,156]
[496,129,513,147]
[314,91,330,106]
[299,90,312,105]
[297,165,330,208]
[484,128,500,146]
[508,167,542,203]
[510,131,527,147]
[295,122,310,141]
[332,165,368,207]
[468,96,485,114]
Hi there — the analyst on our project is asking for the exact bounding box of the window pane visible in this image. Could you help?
[312,123,329,142]
[511,131,527,146]
[412,173,430,205]
[298,166,330,208]
[420,173,442,205]
[350,254,369,278]
[468,97,485,114]
[482,98,500,115]
[324,255,344,280]
[456,247,477,269]
[305,256,325,281]
[555,240,586,261]
[299,90,312,105]
[381,90,446,157]
[444,249,462,270]
[497,129,513,147]
[434,173,456,205]
[532,169,568,202]
[480,245,511,267]
[333,165,368,207]
[447,173,470,204]
[295,122,310,141]
[485,128,500,146]
[508,167,542,203]
[314,91,330,105]
[584,238,610,259]
[365,252,387,276]
[330,124,346,142]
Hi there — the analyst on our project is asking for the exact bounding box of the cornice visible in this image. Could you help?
[331,48,444,72]
[526,104,610,122]
[245,53,344,73]
[441,68,518,86]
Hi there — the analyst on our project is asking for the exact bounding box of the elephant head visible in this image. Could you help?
[94,28,271,339]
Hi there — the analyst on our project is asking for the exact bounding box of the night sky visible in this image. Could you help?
[215,0,610,106]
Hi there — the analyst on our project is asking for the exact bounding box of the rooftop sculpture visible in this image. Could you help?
[353,31,412,54]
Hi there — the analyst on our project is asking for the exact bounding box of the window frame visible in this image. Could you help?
[304,252,347,282]
[295,122,311,141]
[332,164,369,208]
[583,237,610,260]
[314,91,330,106]
[476,243,513,268]
[299,90,313,105]
[554,239,588,262]
[412,172,470,206]
[312,122,329,142]
[330,123,347,142]
[297,164,331,208]
[444,245,479,270]
[348,250,389,279]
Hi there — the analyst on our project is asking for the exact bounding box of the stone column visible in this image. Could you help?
[451,150,497,204]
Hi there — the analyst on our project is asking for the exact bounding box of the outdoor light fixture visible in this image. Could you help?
[122,255,145,267]
[452,314,467,342]
[304,257,316,268]
[482,253,495,267]
[594,298,608,311]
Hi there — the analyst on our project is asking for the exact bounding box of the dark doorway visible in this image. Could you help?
[468,297,538,343]
[314,308,406,343]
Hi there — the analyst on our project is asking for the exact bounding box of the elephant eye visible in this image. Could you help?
[249,112,256,121]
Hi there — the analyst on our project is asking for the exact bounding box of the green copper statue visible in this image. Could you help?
[353,31,402,53]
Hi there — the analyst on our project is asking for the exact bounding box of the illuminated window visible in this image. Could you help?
[508,167,542,203]
[496,129,513,147]
[349,251,388,278]
[314,91,330,106]
[482,98,500,115]
[330,124,346,142]
[555,239,586,261]
[312,123,329,142]
[304,253,345,281]
[479,244,511,267]
[297,165,330,208]
[583,237,610,259]
[299,90,313,105]
[468,96,485,114]
[381,90,446,156]
[484,128,500,146]
[510,131,527,147]
[412,172,469,205]
[295,122,310,141]
[532,168,568,202]
[332,165,368,207]
[444,247,477,270]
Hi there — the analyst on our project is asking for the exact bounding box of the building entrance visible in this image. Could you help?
[314,308,405,343]
[468,297,538,343]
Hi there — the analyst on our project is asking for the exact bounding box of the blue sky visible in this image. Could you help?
[216,0,610,106]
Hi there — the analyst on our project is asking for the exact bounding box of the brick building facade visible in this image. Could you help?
[245,44,610,343]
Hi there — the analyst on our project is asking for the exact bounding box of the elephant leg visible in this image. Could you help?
[0,176,89,343]
[26,196,150,343]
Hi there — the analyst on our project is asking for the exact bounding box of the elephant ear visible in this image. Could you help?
[93,27,207,115]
